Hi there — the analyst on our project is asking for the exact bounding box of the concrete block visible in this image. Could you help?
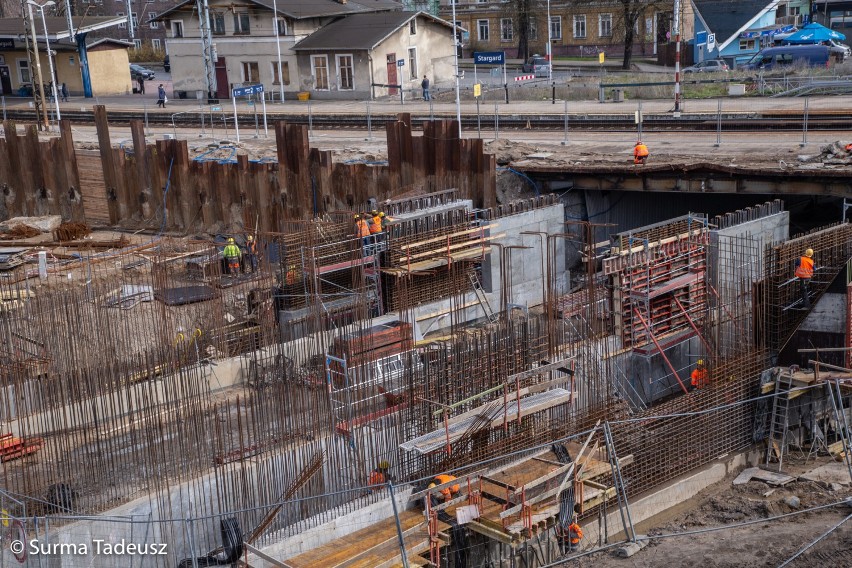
[616,537,648,558]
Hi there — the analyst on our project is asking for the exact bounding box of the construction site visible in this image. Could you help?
[0,111,851,568]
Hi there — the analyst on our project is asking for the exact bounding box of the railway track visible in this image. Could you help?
[5,107,852,132]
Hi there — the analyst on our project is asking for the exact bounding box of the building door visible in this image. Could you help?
[386,53,397,95]
[214,57,228,99]
[0,66,10,96]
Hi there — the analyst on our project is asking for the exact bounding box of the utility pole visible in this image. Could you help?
[125,0,134,39]
[21,0,49,130]
[450,0,461,138]
[672,0,682,116]
[196,0,217,101]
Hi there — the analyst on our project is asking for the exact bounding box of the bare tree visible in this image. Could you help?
[503,0,547,62]
[615,0,663,69]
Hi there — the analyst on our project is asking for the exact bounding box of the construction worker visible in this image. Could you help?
[368,461,392,489]
[370,210,383,234]
[794,248,815,308]
[634,140,649,165]
[428,474,460,503]
[245,234,258,273]
[691,359,709,390]
[222,237,242,276]
[354,214,370,247]
[567,521,583,552]
[285,264,299,286]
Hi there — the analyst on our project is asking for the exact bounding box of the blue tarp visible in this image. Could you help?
[783,22,846,44]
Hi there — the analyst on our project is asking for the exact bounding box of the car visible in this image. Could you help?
[826,39,850,61]
[129,64,156,81]
[522,55,551,77]
[742,45,831,71]
[682,59,729,73]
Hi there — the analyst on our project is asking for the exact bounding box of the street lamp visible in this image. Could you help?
[450,0,462,138]
[28,0,61,128]
[546,0,552,83]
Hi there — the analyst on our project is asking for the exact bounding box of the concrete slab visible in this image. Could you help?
[800,462,852,486]
[733,467,796,486]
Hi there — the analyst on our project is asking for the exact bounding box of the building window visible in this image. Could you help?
[599,13,612,37]
[212,13,225,35]
[133,39,142,49]
[337,54,354,90]
[276,18,287,35]
[500,18,513,42]
[171,20,183,38]
[573,15,586,38]
[233,12,250,34]
[150,12,158,29]
[410,19,416,35]
[271,61,290,85]
[17,59,30,84]
[549,16,561,40]
[131,12,138,28]
[118,11,125,29]
[242,61,259,83]
[528,18,537,41]
[311,55,329,90]
[739,39,756,50]
[407,47,417,80]
[477,19,489,41]
[152,38,161,49]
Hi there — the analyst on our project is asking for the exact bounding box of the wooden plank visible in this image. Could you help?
[466,520,513,544]
[93,105,119,224]
[59,120,85,222]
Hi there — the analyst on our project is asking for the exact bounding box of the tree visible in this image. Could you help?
[503,0,547,62]
[614,0,669,69]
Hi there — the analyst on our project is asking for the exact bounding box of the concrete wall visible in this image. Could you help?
[0,48,126,97]
[799,293,846,334]
[416,203,567,334]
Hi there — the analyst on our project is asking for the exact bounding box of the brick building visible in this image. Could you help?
[74,0,182,53]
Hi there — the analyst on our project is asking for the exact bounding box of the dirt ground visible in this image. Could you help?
[580,457,852,568]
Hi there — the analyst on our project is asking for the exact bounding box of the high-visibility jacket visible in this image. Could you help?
[368,470,386,487]
[285,264,299,285]
[691,367,709,389]
[356,219,370,237]
[568,523,583,544]
[223,244,242,259]
[433,474,460,500]
[634,143,649,159]
[795,256,814,279]
[370,215,382,234]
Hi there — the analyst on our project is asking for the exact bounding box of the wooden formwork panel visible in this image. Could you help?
[75,150,110,225]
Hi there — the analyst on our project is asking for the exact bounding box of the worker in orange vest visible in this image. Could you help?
[691,359,709,390]
[567,521,583,551]
[354,214,370,246]
[245,234,258,273]
[368,461,392,490]
[428,474,460,503]
[634,140,649,165]
[794,248,815,308]
[370,210,383,234]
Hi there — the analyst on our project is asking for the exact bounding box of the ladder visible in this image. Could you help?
[826,380,852,483]
[364,250,384,317]
[603,422,635,542]
[325,354,355,446]
[765,372,793,471]
[468,271,498,323]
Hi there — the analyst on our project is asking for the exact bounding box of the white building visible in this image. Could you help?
[157,0,455,100]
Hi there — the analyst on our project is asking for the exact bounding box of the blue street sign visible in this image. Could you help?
[232,84,264,97]
[474,51,505,65]
[211,106,222,111]
[397,59,405,67]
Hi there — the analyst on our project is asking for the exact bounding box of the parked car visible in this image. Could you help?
[826,39,850,61]
[129,64,156,81]
[522,55,551,77]
[742,45,831,71]
[682,59,729,73]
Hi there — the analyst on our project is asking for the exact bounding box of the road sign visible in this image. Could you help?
[599,52,605,64]
[397,59,405,67]
[514,74,535,82]
[707,33,716,50]
[232,84,264,97]
[211,106,222,111]
[473,83,481,97]
[474,51,505,65]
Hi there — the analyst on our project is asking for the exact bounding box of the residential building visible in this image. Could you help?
[75,0,183,54]
[157,1,455,100]
[775,1,811,26]
[437,0,686,59]
[811,0,852,31]
[293,12,457,99]
[692,0,791,67]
